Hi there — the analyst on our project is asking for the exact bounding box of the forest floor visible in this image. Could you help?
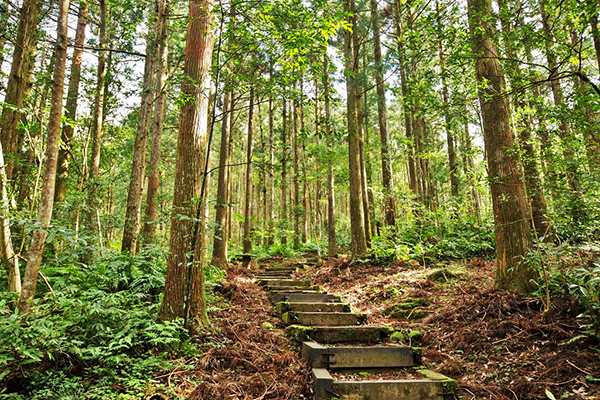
[293,256,600,400]
[161,254,599,400]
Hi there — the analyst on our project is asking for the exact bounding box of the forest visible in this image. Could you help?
[0,0,599,398]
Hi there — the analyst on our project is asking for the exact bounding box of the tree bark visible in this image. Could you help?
[0,0,39,179]
[344,0,367,256]
[0,142,19,293]
[468,0,535,293]
[281,96,288,245]
[371,0,396,226]
[267,67,275,246]
[55,0,88,203]
[0,0,9,75]
[293,91,300,247]
[243,87,254,253]
[122,2,166,254]
[324,54,337,257]
[142,0,170,245]
[159,0,215,326]
[18,0,70,312]
[211,86,232,266]
[85,0,108,235]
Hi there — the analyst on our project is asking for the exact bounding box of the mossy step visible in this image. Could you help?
[271,292,339,304]
[276,301,351,314]
[267,287,322,294]
[255,274,293,280]
[258,279,312,287]
[282,311,367,326]
[288,325,393,344]
[312,367,459,400]
[302,342,417,369]
[265,266,297,272]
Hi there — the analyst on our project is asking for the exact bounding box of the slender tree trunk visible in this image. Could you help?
[122,5,165,254]
[281,96,288,245]
[357,92,372,247]
[293,92,300,247]
[243,87,254,253]
[55,0,88,203]
[267,69,275,245]
[18,0,69,312]
[344,0,367,256]
[142,0,170,245]
[160,0,215,325]
[0,0,39,179]
[468,0,535,293]
[539,0,583,220]
[462,108,481,219]
[0,142,19,293]
[394,1,418,198]
[324,54,336,257]
[439,46,459,197]
[211,86,232,266]
[85,0,107,235]
[0,0,10,74]
[371,0,396,225]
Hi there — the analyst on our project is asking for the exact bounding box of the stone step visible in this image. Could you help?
[276,301,351,314]
[255,274,292,279]
[258,279,312,287]
[266,286,322,294]
[271,292,340,304]
[265,266,297,272]
[288,325,393,344]
[312,367,458,400]
[282,311,367,326]
[302,342,418,369]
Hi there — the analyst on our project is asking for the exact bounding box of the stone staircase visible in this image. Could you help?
[255,262,459,400]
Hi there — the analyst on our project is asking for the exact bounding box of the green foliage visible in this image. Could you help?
[0,249,202,399]
[364,211,495,266]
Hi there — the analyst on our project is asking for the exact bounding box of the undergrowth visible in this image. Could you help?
[0,246,224,399]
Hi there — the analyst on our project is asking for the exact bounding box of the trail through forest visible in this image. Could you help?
[172,256,599,399]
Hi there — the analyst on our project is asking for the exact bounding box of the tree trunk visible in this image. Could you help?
[371,0,396,226]
[18,0,70,312]
[55,0,88,203]
[85,0,108,235]
[439,45,459,198]
[0,0,10,74]
[160,0,215,325]
[267,67,275,246]
[142,0,170,245]
[122,4,166,254]
[357,92,372,247]
[293,92,300,247]
[281,96,288,245]
[462,107,481,219]
[539,0,584,220]
[344,0,367,256]
[0,0,39,179]
[468,0,535,293]
[0,142,19,293]
[211,86,232,266]
[324,54,337,257]
[243,87,254,254]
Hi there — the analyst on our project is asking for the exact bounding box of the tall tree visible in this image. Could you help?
[159,0,215,326]
[243,87,254,253]
[344,0,367,256]
[142,0,170,245]
[55,0,88,203]
[0,142,19,293]
[18,0,70,312]
[281,96,288,245]
[85,0,108,236]
[370,0,396,226]
[0,0,40,179]
[468,0,535,293]
[324,54,336,257]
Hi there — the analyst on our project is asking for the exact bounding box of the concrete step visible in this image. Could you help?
[288,325,393,344]
[271,292,340,304]
[258,279,312,287]
[312,367,459,400]
[276,302,351,314]
[265,266,297,272]
[255,274,293,280]
[282,311,367,326]
[302,342,418,369]
[266,287,322,294]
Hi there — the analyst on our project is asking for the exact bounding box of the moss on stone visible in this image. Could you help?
[391,331,405,342]
[409,330,423,340]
